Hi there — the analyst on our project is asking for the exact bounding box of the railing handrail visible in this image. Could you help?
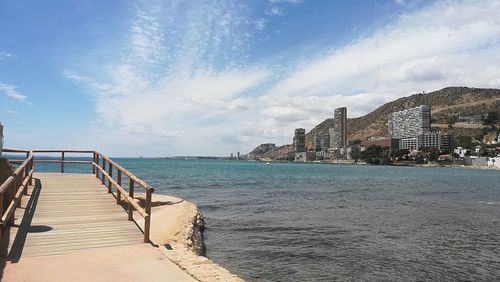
[0,149,154,243]
[33,149,95,153]
[0,151,34,230]
[95,152,154,192]
[2,148,30,153]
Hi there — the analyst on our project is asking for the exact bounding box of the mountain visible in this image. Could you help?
[248,87,500,159]
[248,144,294,161]
[305,87,500,149]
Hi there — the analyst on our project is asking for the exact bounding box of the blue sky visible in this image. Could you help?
[1,0,500,156]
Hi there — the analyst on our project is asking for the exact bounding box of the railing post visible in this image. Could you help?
[101,158,106,185]
[107,163,113,193]
[17,173,22,208]
[0,192,3,226]
[116,170,122,204]
[61,151,65,173]
[128,179,134,221]
[92,152,96,174]
[29,154,33,186]
[9,177,16,226]
[24,160,29,194]
[95,154,99,179]
[144,189,152,243]
[11,174,17,205]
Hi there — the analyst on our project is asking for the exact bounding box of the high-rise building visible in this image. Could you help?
[330,107,347,149]
[321,134,330,150]
[293,128,306,153]
[399,132,450,151]
[314,134,322,151]
[388,105,430,139]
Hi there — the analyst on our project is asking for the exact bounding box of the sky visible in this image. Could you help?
[1,0,500,157]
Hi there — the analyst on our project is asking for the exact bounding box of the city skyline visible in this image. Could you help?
[2,1,500,156]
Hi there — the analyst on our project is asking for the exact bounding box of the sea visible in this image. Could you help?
[33,158,500,281]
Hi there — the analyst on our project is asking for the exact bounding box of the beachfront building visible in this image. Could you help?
[399,132,450,151]
[314,134,322,151]
[330,107,347,149]
[321,134,330,150]
[454,147,470,158]
[314,133,332,152]
[388,105,430,139]
[361,137,400,150]
[294,151,316,162]
[293,128,306,153]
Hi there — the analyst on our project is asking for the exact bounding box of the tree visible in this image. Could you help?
[390,149,409,160]
[350,148,361,161]
[420,146,439,161]
[453,135,475,149]
[360,145,391,165]
[483,111,499,126]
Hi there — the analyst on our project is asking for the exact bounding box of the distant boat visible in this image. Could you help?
[266,162,270,165]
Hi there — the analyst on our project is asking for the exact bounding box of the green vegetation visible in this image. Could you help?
[419,147,440,161]
[483,110,498,126]
[360,145,391,165]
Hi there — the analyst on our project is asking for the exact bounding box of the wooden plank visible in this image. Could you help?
[3,172,144,258]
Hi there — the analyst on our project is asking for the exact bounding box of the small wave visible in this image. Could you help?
[477,201,500,205]
[167,185,184,190]
[198,204,221,211]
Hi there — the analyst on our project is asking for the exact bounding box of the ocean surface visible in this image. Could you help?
[35,158,500,281]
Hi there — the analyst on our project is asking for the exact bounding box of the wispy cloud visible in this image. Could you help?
[265,7,285,16]
[256,0,500,149]
[65,0,269,155]
[0,51,15,60]
[62,69,89,82]
[0,82,28,102]
[65,0,500,156]
[269,0,500,99]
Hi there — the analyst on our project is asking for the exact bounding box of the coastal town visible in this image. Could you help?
[247,91,500,169]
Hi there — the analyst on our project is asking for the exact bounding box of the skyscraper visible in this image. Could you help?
[330,107,347,149]
[388,105,430,139]
[293,128,306,153]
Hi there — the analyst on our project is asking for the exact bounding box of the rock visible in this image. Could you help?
[0,157,14,184]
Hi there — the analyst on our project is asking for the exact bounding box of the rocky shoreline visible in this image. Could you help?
[132,193,243,281]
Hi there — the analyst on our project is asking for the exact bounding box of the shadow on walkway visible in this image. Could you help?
[0,178,44,280]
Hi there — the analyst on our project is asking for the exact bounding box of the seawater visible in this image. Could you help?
[36,159,500,281]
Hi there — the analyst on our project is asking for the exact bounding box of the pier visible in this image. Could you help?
[0,149,196,281]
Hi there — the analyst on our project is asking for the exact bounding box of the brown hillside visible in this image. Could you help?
[305,87,500,149]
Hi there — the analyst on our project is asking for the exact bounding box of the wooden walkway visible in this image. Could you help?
[1,172,144,259]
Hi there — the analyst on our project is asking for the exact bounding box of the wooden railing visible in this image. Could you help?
[0,149,34,233]
[92,152,154,243]
[1,149,154,243]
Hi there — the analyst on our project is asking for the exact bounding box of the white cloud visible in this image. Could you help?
[66,0,500,156]
[64,1,270,156]
[0,82,28,102]
[269,0,500,101]
[0,52,15,60]
[253,0,500,150]
[253,18,267,30]
[265,7,285,16]
[62,69,89,82]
